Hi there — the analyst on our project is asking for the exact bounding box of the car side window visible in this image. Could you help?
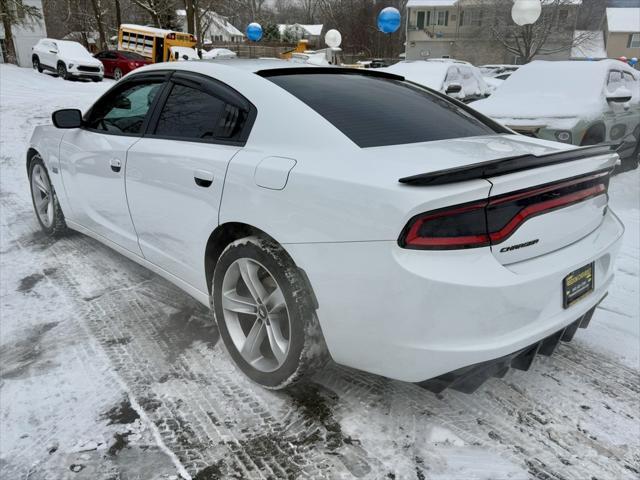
[153,82,250,142]
[85,81,163,135]
[607,71,623,92]
[106,52,118,59]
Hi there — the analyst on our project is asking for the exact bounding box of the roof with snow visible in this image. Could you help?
[606,8,640,32]
[175,10,243,37]
[406,0,457,7]
[278,24,324,36]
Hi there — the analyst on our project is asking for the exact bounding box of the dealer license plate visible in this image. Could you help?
[563,263,594,309]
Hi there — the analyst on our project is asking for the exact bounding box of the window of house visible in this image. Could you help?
[629,33,640,49]
[469,10,482,26]
[558,9,569,26]
[417,11,425,29]
[436,11,448,26]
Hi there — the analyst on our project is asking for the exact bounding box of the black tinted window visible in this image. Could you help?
[266,73,497,148]
[155,83,248,142]
[120,51,145,60]
[86,81,162,134]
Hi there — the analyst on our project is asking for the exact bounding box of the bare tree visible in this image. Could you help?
[0,0,43,64]
[130,0,176,27]
[483,0,602,63]
[89,0,107,49]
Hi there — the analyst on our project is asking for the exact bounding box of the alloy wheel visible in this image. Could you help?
[114,68,122,80]
[30,163,54,228]
[32,58,39,70]
[221,258,291,372]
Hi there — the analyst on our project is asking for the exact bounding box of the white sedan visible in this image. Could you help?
[27,60,623,392]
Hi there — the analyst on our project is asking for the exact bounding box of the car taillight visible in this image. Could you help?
[400,201,490,249]
[398,171,609,250]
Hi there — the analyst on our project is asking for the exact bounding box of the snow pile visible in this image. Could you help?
[606,8,640,32]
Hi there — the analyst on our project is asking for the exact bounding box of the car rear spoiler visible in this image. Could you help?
[398,144,617,186]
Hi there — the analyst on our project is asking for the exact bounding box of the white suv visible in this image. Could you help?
[32,39,104,82]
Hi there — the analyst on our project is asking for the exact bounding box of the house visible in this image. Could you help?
[277,24,324,46]
[0,0,47,67]
[405,0,580,64]
[176,10,244,44]
[602,8,640,60]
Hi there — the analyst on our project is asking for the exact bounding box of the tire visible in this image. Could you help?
[29,155,67,236]
[212,236,328,389]
[113,68,123,81]
[32,55,43,73]
[57,62,70,80]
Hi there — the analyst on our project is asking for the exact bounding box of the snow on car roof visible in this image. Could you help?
[606,8,640,32]
[120,23,174,37]
[49,39,93,57]
[376,61,450,90]
[472,60,637,119]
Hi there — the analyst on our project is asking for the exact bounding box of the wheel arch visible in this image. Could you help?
[203,222,318,308]
[26,147,40,175]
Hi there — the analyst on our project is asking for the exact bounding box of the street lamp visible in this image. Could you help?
[511,0,542,26]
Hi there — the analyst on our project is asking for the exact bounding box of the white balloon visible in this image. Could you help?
[325,29,342,48]
[511,0,542,26]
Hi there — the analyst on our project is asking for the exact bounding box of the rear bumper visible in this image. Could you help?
[285,209,624,383]
[418,302,601,393]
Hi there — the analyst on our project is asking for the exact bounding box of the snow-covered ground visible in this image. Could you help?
[1,64,638,479]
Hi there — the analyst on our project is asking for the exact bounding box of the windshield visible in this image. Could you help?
[489,62,602,101]
[265,72,497,148]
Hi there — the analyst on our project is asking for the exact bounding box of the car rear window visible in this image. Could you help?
[120,51,145,60]
[264,72,497,148]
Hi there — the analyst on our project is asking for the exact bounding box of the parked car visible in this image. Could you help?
[377,59,490,102]
[28,60,623,393]
[473,60,640,169]
[202,48,237,60]
[32,39,103,81]
[94,50,151,80]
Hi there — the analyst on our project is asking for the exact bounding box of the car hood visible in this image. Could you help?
[472,94,602,120]
[66,56,102,67]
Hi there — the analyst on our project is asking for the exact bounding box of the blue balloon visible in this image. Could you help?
[246,22,263,42]
[377,7,401,34]
[629,57,638,66]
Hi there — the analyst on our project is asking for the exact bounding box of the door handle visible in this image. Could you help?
[110,158,122,173]
[194,169,214,188]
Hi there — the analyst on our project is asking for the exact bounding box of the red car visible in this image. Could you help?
[94,50,150,80]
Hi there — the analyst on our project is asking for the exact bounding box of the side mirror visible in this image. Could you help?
[52,109,82,129]
[606,88,632,103]
[182,54,189,61]
[113,96,131,109]
[445,82,463,95]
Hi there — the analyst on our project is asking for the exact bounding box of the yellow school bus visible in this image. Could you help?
[118,24,197,63]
